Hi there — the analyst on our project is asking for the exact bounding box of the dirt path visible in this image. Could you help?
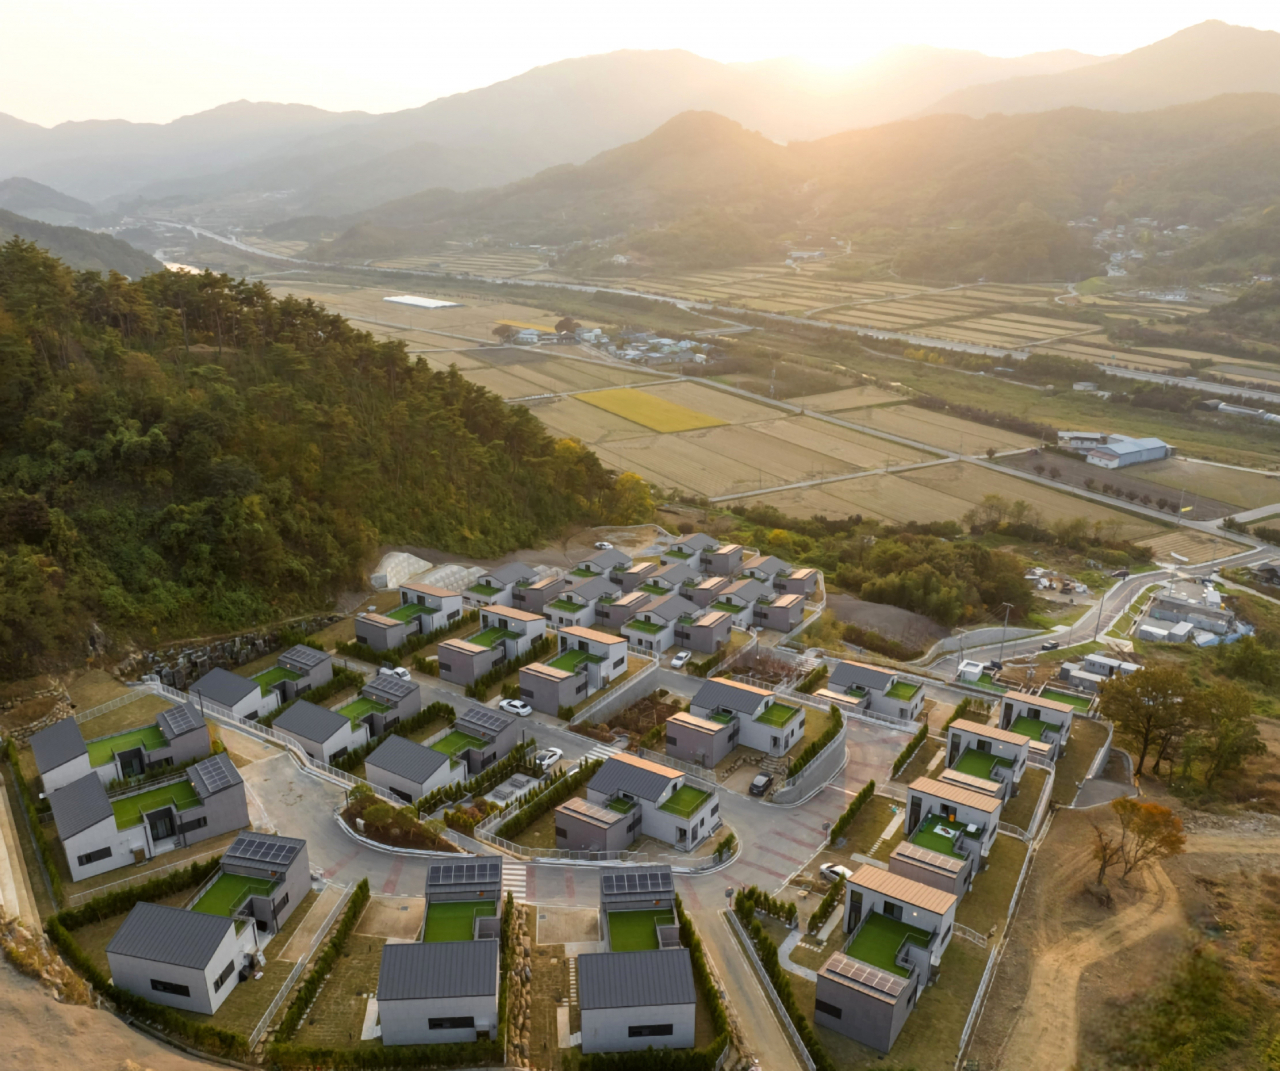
[279,883,344,962]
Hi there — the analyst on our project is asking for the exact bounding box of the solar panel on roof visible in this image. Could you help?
[229,833,301,866]
[827,952,908,997]
[161,703,204,735]
[459,707,511,735]
[195,753,237,793]
[601,869,673,895]
[428,860,501,885]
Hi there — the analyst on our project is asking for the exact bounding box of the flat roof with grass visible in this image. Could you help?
[424,899,497,942]
[251,666,303,695]
[337,697,389,723]
[547,598,584,614]
[627,619,666,635]
[639,583,668,596]
[192,872,278,917]
[570,567,597,577]
[606,797,636,814]
[659,785,712,818]
[886,681,921,701]
[112,780,202,830]
[975,673,1004,692]
[1040,689,1092,712]
[432,730,488,759]
[608,909,676,952]
[1008,715,1060,742]
[665,549,694,560]
[953,748,1014,780]
[387,603,436,623]
[710,600,740,614]
[911,813,969,859]
[845,911,932,977]
[85,725,167,767]
[468,582,504,597]
[549,649,600,672]
[757,702,800,728]
[469,626,519,648]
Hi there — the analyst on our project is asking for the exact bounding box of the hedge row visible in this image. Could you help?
[828,779,875,845]
[414,739,539,815]
[737,884,798,925]
[56,854,222,929]
[795,663,829,695]
[786,705,842,779]
[734,894,837,1071]
[336,610,480,668]
[261,666,365,728]
[689,647,728,678]
[807,874,846,935]
[5,738,63,907]
[494,758,603,839]
[47,915,247,1058]
[331,700,456,773]
[464,636,554,699]
[944,696,981,730]
[892,723,930,778]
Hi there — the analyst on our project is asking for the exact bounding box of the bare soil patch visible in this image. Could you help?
[355,894,425,942]
[827,592,949,648]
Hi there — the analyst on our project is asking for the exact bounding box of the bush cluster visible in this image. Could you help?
[841,622,924,662]
[55,855,222,928]
[464,635,554,699]
[892,723,930,778]
[495,759,603,839]
[828,779,875,845]
[330,700,455,774]
[261,665,365,728]
[786,705,843,779]
[414,739,539,816]
[689,647,728,678]
[5,739,63,905]
[944,696,981,730]
[795,663,829,694]
[737,884,798,925]
[807,876,846,935]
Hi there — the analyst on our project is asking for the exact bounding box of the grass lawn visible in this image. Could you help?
[84,724,167,767]
[955,834,1028,942]
[1040,689,1093,713]
[292,929,385,1051]
[192,872,278,917]
[469,626,518,648]
[886,681,921,701]
[111,779,201,830]
[758,702,801,728]
[952,747,1012,780]
[336,696,388,723]
[510,788,586,849]
[974,673,1005,692]
[844,912,931,976]
[894,736,942,784]
[997,766,1048,831]
[72,890,191,973]
[432,730,487,758]
[424,899,496,942]
[626,619,666,635]
[468,582,503,597]
[911,814,968,859]
[1052,717,1111,806]
[548,648,592,672]
[386,603,435,624]
[608,909,676,952]
[659,785,712,818]
[606,798,635,814]
[1007,715,1059,743]
[547,598,583,614]
[251,666,301,695]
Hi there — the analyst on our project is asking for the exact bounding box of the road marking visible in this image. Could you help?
[381,856,404,895]
[503,861,528,902]
[582,743,621,762]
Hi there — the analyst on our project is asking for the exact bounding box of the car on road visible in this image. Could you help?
[498,698,533,717]
[670,650,692,669]
[1040,640,1060,651]
[594,541,613,550]
[985,660,1003,672]
[379,666,411,680]
[535,748,563,770]
[819,863,855,884]
[749,773,774,797]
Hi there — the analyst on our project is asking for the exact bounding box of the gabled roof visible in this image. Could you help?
[742,554,786,575]
[651,562,699,585]
[559,625,626,647]
[948,718,1028,747]
[578,949,696,1011]
[48,772,112,838]
[670,533,718,553]
[561,575,617,603]
[189,752,243,798]
[108,901,233,968]
[278,644,331,670]
[363,673,418,702]
[589,753,680,802]
[721,578,769,602]
[693,677,771,714]
[1002,691,1075,715]
[850,862,957,915]
[909,775,1001,814]
[29,718,87,774]
[632,593,700,623]
[377,939,499,1000]
[483,563,536,587]
[667,711,729,736]
[365,734,450,785]
[189,667,258,708]
[274,700,349,744]
[583,547,631,571]
[157,702,206,739]
[830,660,896,694]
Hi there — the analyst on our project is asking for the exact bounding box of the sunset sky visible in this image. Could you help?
[7,0,1280,126]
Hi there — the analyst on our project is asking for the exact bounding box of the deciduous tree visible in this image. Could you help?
[1112,797,1186,877]
[1099,665,1194,776]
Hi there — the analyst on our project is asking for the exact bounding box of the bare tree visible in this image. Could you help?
[1092,820,1124,885]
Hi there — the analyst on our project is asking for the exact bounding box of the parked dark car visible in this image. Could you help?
[749,774,774,797]
[1041,640,1060,651]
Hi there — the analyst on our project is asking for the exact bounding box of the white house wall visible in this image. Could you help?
[581,1002,696,1054]
[379,992,499,1046]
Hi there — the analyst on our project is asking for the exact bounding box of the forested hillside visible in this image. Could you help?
[0,208,160,277]
[0,240,649,678]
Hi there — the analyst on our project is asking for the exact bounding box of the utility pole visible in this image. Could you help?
[997,602,1014,664]
[1093,581,1109,641]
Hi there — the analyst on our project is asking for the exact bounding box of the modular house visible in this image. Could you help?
[53,753,249,882]
[815,866,957,1052]
[543,575,618,628]
[82,702,211,785]
[353,673,422,736]
[663,711,735,769]
[815,661,925,722]
[273,700,369,764]
[28,718,92,793]
[559,753,720,852]
[686,677,806,758]
[774,565,819,597]
[444,706,523,775]
[617,561,658,593]
[572,547,632,579]
[702,542,744,577]
[398,582,465,629]
[253,644,332,702]
[465,563,537,607]
[520,626,628,713]
[906,776,1002,860]
[595,589,651,629]
[945,718,1029,791]
[200,831,311,935]
[754,591,805,631]
[190,666,279,721]
[709,578,770,629]
[637,561,700,599]
[511,573,565,614]
[998,691,1076,761]
[107,903,247,1016]
[674,608,732,653]
[437,606,547,686]
[739,554,787,584]
[353,611,412,652]
[686,575,730,608]
[378,857,504,1046]
[660,532,718,567]
[365,734,464,803]
[1057,662,1108,693]
[888,836,975,899]
[622,593,702,654]
[553,795,641,852]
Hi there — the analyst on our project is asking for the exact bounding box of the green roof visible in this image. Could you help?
[886,681,921,701]
[608,909,676,952]
[845,912,932,977]
[547,598,584,614]
[710,600,740,614]
[1040,689,1093,712]
[192,872,278,917]
[1008,715,1061,742]
[337,697,390,723]
[252,665,302,695]
[549,648,602,672]
[606,797,635,814]
[627,619,666,635]
[570,567,597,578]
[387,603,436,623]
[757,702,800,729]
[659,785,712,818]
[432,730,488,758]
[639,583,667,596]
[952,748,1013,780]
[85,725,167,768]
[911,813,969,859]
[111,780,201,831]
[469,626,519,648]
[468,582,503,597]
[665,549,693,560]
[424,899,496,942]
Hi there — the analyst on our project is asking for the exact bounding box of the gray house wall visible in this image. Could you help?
[581,1002,696,1054]
[512,577,564,614]
[888,848,973,899]
[520,669,578,715]
[756,599,804,631]
[354,616,409,652]
[378,991,499,1046]
[664,718,735,768]
[554,807,638,853]
[185,784,252,848]
[64,815,140,882]
[366,758,461,804]
[814,975,914,1053]
[437,644,503,686]
[40,754,93,795]
[108,924,241,1016]
[675,616,730,653]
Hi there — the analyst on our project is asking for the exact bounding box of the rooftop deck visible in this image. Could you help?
[911,813,970,859]
[845,911,932,977]
[1040,689,1092,712]
[192,872,277,917]
[468,582,504,597]
[252,666,302,695]
[953,748,1014,780]
[86,725,167,767]
[659,785,712,818]
[424,899,497,943]
[469,626,519,648]
[338,697,389,723]
[547,598,584,614]
[886,681,921,701]
[112,780,201,831]
[608,908,676,952]
[627,619,666,635]
[386,603,435,623]
[548,649,603,672]
[757,702,800,728]
[432,730,488,759]
[606,797,636,814]
[639,583,668,596]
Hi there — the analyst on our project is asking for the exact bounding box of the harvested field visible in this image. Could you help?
[1137,529,1248,565]
[639,381,783,424]
[790,385,905,411]
[1132,458,1280,507]
[753,415,934,468]
[580,388,725,433]
[528,396,651,442]
[837,405,1038,453]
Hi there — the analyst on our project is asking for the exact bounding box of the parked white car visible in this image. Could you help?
[535,748,564,770]
[379,666,411,680]
[670,650,692,669]
[498,698,533,717]
[594,540,613,550]
[819,863,855,884]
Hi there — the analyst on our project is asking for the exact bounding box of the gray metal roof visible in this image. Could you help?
[366,734,450,786]
[48,772,112,838]
[583,547,631,571]
[189,752,243,798]
[377,940,499,1000]
[108,901,234,969]
[588,755,678,803]
[599,865,674,903]
[274,700,349,743]
[29,718,87,774]
[692,678,768,715]
[157,701,205,739]
[743,554,786,575]
[562,575,618,602]
[671,533,717,553]
[456,705,516,740]
[363,673,418,702]
[722,578,769,603]
[578,949,696,1011]
[633,593,700,623]
[279,644,330,671]
[225,830,306,869]
[830,660,896,694]
[189,667,258,708]
[484,562,536,587]
[651,562,699,586]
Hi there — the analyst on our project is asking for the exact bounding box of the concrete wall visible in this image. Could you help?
[580,1002,696,1054]
[520,669,576,715]
[109,921,241,1016]
[814,975,913,1053]
[737,707,805,757]
[771,721,849,805]
[63,815,141,882]
[380,991,499,1046]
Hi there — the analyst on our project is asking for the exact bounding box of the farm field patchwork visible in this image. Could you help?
[1130,459,1280,508]
[832,404,1039,453]
[790,385,906,411]
[580,388,726,433]
[1137,529,1249,565]
[639,381,784,424]
[529,395,653,443]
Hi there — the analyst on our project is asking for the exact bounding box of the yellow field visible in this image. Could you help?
[580,388,726,433]
[1130,459,1280,508]
[791,386,905,411]
[1138,530,1248,565]
[834,405,1039,453]
[639,381,783,424]
[526,396,652,442]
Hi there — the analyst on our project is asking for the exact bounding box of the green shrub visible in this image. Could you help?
[5,739,63,907]
[786,705,843,779]
[842,622,924,662]
[414,739,539,815]
[464,636,554,699]
[337,610,480,669]
[495,759,603,839]
[689,647,728,678]
[557,705,574,720]
[261,666,364,728]
[944,696,982,729]
[55,855,222,929]
[892,723,929,778]
[796,664,829,694]
[330,701,456,773]
[828,779,875,845]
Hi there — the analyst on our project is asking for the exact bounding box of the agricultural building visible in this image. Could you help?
[1085,435,1172,468]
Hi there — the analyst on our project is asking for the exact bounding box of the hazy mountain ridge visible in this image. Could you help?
[0,209,162,277]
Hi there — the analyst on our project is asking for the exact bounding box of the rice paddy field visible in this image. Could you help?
[1129,459,1280,509]
[1137,529,1249,565]
[790,385,905,411]
[829,403,1040,453]
[370,250,546,278]
[579,388,728,432]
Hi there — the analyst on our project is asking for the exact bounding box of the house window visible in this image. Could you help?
[666,735,678,746]
[77,846,112,866]
[710,804,719,816]
[555,826,568,840]
[575,682,587,695]
[883,899,903,921]
[213,960,236,993]
[439,662,452,673]
[178,816,208,835]
[941,925,951,945]
[151,979,191,997]
[628,1024,674,1038]
[429,1016,476,1030]
[276,891,290,912]
[613,657,625,669]
[520,688,534,700]
[390,786,412,803]
[815,999,842,1019]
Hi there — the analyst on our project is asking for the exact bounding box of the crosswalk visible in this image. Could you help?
[581,742,621,763]
[502,861,528,902]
